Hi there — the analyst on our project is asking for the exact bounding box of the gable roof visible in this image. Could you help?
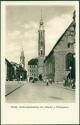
[28,58,38,65]
[5,58,12,66]
[44,20,75,63]
[52,21,74,51]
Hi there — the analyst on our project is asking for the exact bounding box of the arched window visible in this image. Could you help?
[40,49,42,56]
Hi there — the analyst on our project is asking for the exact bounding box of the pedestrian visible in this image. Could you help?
[46,79,49,86]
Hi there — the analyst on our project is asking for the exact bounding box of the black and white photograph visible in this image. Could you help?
[5,4,76,103]
[1,1,79,124]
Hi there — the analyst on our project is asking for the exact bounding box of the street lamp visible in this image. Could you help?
[69,66,72,85]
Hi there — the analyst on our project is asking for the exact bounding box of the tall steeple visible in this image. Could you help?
[39,9,44,30]
[38,10,45,80]
[38,9,45,57]
[20,48,25,68]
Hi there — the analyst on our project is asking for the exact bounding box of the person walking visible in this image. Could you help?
[46,79,49,86]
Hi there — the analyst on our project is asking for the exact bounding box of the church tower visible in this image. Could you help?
[38,11,45,80]
[20,48,25,69]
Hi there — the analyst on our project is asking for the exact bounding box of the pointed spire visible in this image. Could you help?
[21,47,24,57]
[20,47,25,68]
[21,47,23,52]
[41,8,42,20]
[40,9,44,26]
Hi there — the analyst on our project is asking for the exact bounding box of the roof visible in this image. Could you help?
[44,20,75,63]
[10,62,20,67]
[5,58,12,66]
[28,58,38,65]
[44,51,53,63]
[5,58,9,63]
[5,58,27,71]
[52,21,74,50]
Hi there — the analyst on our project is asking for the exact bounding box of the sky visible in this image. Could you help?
[6,5,75,70]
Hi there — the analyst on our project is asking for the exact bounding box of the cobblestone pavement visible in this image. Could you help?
[5,81,75,103]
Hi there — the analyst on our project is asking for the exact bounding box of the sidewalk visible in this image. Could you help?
[52,83,75,91]
[5,81,24,96]
[35,81,75,91]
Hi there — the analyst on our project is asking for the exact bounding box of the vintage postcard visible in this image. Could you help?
[1,1,79,124]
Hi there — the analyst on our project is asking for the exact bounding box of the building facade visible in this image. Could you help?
[11,62,27,81]
[38,14,45,80]
[5,59,27,81]
[5,59,14,81]
[28,58,38,81]
[44,52,55,82]
[44,11,75,85]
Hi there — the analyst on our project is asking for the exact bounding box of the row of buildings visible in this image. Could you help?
[28,11,75,86]
[5,49,27,81]
[44,12,75,84]
[6,10,75,86]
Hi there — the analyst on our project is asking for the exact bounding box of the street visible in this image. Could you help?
[5,82,75,103]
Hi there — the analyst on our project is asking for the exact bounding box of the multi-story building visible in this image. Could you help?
[38,13,45,80]
[5,59,27,81]
[11,62,27,81]
[28,58,38,81]
[44,11,75,85]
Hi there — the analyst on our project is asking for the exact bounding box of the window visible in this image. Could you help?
[41,50,42,56]
[68,43,70,48]
[66,53,73,70]
[50,63,52,73]
[66,53,75,79]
